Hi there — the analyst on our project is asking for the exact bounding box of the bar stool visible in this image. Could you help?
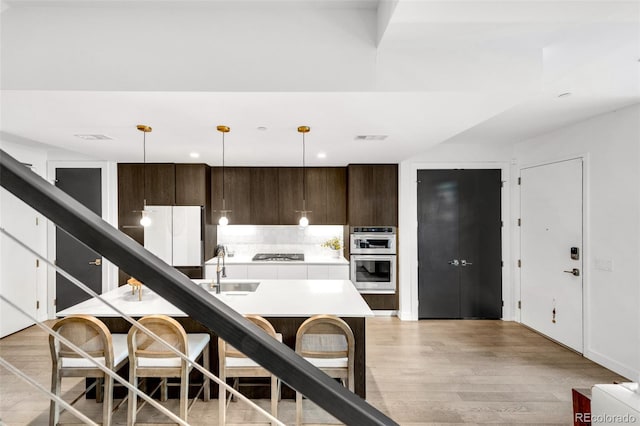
[218,315,281,426]
[49,314,129,426]
[127,315,210,424]
[295,314,354,426]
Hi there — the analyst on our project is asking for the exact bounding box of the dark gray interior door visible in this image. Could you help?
[417,169,502,319]
[55,168,102,311]
[417,172,461,318]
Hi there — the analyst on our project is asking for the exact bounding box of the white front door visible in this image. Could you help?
[520,158,583,353]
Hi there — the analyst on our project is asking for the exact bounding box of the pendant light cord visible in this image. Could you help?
[142,130,146,207]
[221,131,225,209]
[302,131,306,207]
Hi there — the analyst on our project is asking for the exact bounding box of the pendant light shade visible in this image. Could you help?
[297,125,311,227]
[137,124,152,227]
[217,125,231,226]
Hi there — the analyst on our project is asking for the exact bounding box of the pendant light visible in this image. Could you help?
[297,125,311,227]
[137,124,152,227]
[217,125,231,226]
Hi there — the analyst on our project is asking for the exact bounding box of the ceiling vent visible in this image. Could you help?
[354,135,388,141]
[74,134,113,140]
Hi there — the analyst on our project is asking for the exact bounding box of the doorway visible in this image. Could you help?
[55,168,103,311]
[417,169,502,319]
[520,158,583,353]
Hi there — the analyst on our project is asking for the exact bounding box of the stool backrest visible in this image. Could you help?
[128,315,188,361]
[222,315,278,359]
[50,315,114,367]
[295,315,354,360]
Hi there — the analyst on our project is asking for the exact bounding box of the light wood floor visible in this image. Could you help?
[0,317,627,425]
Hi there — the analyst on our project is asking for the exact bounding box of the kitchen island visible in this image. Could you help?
[57,279,373,398]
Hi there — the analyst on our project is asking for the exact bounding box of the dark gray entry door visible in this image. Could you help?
[417,169,502,319]
[55,168,102,311]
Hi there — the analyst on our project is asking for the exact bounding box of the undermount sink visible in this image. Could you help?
[197,280,260,293]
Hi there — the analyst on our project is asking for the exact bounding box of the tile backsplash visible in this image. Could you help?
[216,225,345,259]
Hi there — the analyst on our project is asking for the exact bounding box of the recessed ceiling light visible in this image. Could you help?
[354,135,388,141]
[257,126,268,131]
[317,152,327,159]
[558,92,572,98]
[190,152,200,158]
[74,134,113,140]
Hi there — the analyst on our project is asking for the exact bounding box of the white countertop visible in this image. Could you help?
[205,256,349,265]
[57,279,373,318]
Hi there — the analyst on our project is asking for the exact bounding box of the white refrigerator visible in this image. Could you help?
[143,205,202,267]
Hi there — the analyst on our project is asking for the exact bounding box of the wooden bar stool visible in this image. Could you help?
[127,315,210,424]
[218,315,281,426]
[295,314,354,426]
[49,314,129,426]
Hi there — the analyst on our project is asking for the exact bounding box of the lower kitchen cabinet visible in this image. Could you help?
[307,265,349,280]
[205,263,349,280]
[248,265,278,279]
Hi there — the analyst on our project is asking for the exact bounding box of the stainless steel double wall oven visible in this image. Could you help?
[349,227,396,294]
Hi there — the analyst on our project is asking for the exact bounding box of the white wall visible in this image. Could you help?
[514,104,640,380]
[0,140,48,336]
[397,142,514,321]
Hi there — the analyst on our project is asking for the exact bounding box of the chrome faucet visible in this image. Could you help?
[213,244,226,294]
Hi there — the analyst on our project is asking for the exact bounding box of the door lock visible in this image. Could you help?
[89,258,102,266]
[447,259,460,266]
[563,268,579,276]
[460,259,473,266]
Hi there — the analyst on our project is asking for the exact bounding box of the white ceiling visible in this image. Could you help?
[1,0,638,166]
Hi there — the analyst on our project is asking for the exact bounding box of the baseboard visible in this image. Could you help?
[372,310,397,317]
[586,349,639,382]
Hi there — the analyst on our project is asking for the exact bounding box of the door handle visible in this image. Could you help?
[89,258,102,266]
[563,268,579,276]
[447,259,459,266]
[460,259,473,266]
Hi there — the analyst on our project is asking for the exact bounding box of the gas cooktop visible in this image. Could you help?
[252,253,305,262]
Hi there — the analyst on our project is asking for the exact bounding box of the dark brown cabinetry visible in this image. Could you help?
[278,168,304,225]
[306,167,347,225]
[118,163,145,244]
[211,167,252,224]
[250,168,280,225]
[347,164,398,226]
[210,166,347,226]
[175,164,210,206]
[144,164,176,205]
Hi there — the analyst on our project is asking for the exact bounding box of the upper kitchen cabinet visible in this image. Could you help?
[175,164,210,207]
[211,167,252,224]
[306,167,347,225]
[278,167,303,225]
[117,163,145,244]
[250,168,280,225]
[144,163,176,205]
[348,164,398,226]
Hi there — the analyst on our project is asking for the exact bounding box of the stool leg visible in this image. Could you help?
[203,344,210,402]
[127,368,137,425]
[180,364,188,421]
[104,374,113,426]
[296,391,303,426]
[96,377,103,403]
[218,371,226,426]
[270,375,278,426]
[49,366,61,426]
